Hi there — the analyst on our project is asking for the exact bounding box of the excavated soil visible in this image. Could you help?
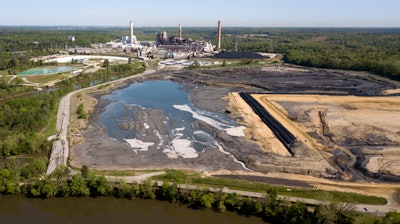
[70,65,400,184]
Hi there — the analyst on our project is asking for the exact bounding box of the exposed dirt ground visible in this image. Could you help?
[70,65,400,202]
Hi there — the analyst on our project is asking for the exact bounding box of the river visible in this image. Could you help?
[0,195,264,224]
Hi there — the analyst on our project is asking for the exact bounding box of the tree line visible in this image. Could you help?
[2,27,399,80]
[220,28,400,81]
[1,163,400,223]
[0,62,145,157]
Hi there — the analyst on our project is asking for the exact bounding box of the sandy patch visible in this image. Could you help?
[256,94,400,144]
[382,88,400,95]
[226,92,292,156]
[254,94,400,175]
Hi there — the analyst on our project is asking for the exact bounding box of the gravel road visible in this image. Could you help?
[46,69,156,174]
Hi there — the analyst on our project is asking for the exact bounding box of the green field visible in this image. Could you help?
[151,170,387,205]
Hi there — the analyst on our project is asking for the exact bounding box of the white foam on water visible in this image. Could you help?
[143,123,150,129]
[175,127,185,131]
[124,138,154,151]
[171,139,198,158]
[163,139,198,159]
[173,104,245,137]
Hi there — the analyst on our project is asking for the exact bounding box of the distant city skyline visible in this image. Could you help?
[1,0,399,27]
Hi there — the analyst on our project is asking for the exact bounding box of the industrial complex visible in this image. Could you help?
[90,20,220,60]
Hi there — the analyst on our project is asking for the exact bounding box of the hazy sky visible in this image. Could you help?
[1,0,399,27]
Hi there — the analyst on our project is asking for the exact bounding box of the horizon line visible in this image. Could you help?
[1,25,400,29]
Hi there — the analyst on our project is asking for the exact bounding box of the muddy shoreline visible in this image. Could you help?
[70,66,400,182]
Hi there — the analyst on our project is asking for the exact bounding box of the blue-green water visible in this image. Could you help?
[18,66,73,75]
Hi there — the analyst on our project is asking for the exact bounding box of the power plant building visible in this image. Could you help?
[103,21,217,59]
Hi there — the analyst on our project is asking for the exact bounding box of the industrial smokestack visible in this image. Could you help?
[179,24,182,40]
[130,20,134,44]
[217,20,222,50]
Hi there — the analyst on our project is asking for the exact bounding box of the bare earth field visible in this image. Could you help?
[69,65,400,205]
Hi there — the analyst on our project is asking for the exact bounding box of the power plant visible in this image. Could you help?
[97,20,222,59]
[130,21,134,44]
[217,20,222,50]
[179,24,182,40]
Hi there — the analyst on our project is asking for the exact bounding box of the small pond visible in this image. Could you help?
[18,66,74,75]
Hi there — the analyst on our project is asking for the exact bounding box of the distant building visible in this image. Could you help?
[156,32,168,45]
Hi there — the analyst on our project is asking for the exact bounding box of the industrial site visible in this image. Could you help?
[69,21,217,60]
[14,20,400,213]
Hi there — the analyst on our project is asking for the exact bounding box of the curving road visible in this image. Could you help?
[46,68,156,175]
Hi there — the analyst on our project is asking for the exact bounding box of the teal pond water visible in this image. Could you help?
[18,66,73,75]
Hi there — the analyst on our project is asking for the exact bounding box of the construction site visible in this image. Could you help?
[70,65,400,185]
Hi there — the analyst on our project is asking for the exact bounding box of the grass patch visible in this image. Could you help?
[151,170,387,205]
[91,169,160,177]
[25,73,70,85]
[39,106,58,137]
[152,169,201,183]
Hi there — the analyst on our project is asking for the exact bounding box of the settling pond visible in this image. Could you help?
[99,80,246,159]
[18,66,74,75]
[0,195,264,224]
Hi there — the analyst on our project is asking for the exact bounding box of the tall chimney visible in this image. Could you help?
[130,20,134,44]
[179,24,182,40]
[217,20,222,50]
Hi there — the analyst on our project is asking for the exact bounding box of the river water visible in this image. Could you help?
[0,195,264,224]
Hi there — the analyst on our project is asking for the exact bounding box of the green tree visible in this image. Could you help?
[0,168,12,194]
[113,180,133,199]
[20,158,47,179]
[224,192,242,211]
[139,180,156,199]
[102,59,109,71]
[312,204,338,224]
[382,212,400,224]
[36,177,58,198]
[68,173,90,197]
[87,174,109,196]
[81,165,89,179]
[159,182,178,202]
[77,104,87,119]
[239,197,262,216]
[51,165,70,182]
[200,193,216,208]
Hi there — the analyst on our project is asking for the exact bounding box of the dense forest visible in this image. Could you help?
[218,28,400,81]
